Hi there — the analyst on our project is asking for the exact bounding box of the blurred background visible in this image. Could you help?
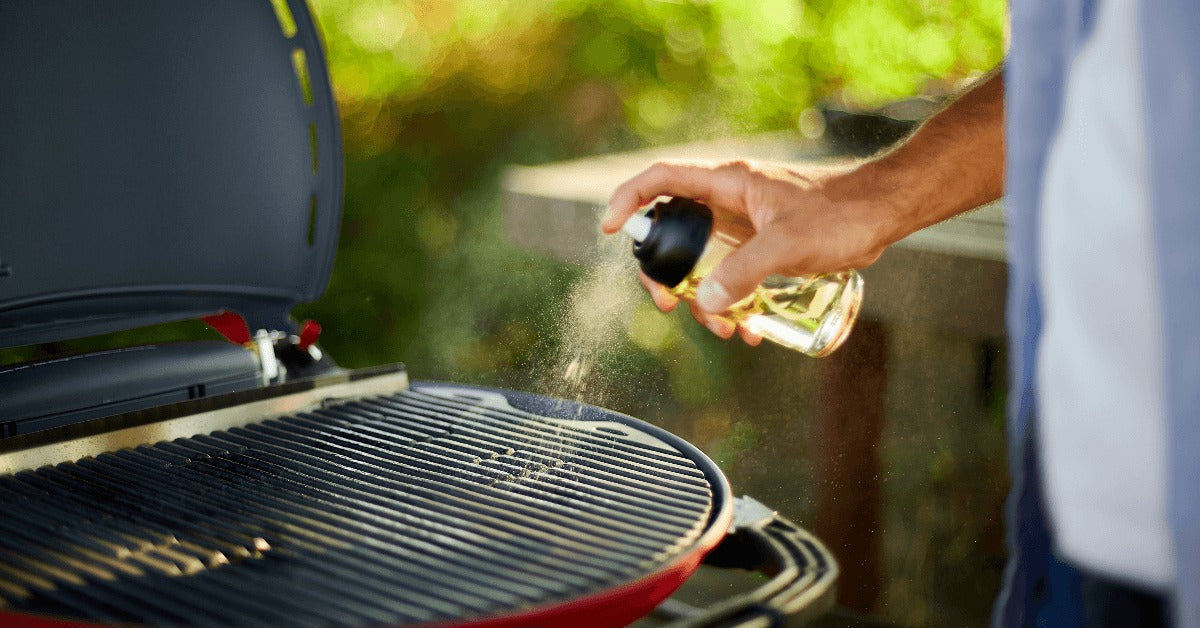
[299,0,1006,376]
[304,1,1007,624]
[4,1,1008,624]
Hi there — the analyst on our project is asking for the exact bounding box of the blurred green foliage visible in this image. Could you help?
[299,0,1005,393]
[1,0,1006,435]
[314,0,1004,145]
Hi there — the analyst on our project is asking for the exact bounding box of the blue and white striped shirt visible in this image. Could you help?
[1002,0,1200,624]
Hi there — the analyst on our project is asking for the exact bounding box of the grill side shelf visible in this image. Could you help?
[0,367,409,474]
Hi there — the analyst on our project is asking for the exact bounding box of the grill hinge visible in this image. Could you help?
[252,329,284,385]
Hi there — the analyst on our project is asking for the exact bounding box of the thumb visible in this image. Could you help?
[695,230,790,314]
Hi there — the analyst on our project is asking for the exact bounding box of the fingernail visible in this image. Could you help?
[598,206,615,233]
[696,280,731,313]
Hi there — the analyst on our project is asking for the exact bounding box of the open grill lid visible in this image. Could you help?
[0,0,344,348]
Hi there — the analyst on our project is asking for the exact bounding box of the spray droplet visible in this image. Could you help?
[526,228,642,462]
[562,354,591,385]
[535,232,640,406]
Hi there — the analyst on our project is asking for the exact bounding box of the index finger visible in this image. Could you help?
[639,271,679,312]
[600,160,752,234]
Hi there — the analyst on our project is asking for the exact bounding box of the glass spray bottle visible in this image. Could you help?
[622,197,863,357]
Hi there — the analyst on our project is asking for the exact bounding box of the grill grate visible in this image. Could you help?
[0,386,717,625]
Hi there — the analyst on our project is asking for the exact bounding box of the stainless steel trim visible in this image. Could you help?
[0,370,409,475]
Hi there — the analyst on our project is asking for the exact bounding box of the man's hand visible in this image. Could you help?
[602,160,899,344]
[602,72,1005,345]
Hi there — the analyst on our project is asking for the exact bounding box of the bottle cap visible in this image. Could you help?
[620,212,654,242]
[631,198,713,289]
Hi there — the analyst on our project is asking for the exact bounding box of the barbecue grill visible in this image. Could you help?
[0,2,837,626]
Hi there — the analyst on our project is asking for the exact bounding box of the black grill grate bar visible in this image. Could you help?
[34,459,447,624]
[5,472,275,567]
[164,560,381,626]
[388,401,715,499]
[264,430,707,549]
[46,452,489,622]
[102,447,525,616]
[309,406,712,513]
[150,440,599,597]
[0,514,202,624]
[180,561,383,626]
[0,535,115,618]
[301,408,712,515]
[162,439,622,587]
[194,556,423,625]
[412,393,710,477]
[222,421,697,553]
[183,434,639,580]
[141,565,387,627]
[377,393,709,481]
[31,462,276,558]
[0,574,129,625]
[188,437,662,580]
[0,482,379,626]
[220,422,683,554]
[10,458,506,624]
[0,487,242,619]
[269,414,710,533]
[66,454,484,622]
[0,486,151,569]
[365,395,705,484]
[1,473,262,576]
[352,398,712,496]
[402,390,707,474]
[208,426,686,560]
[0,577,124,625]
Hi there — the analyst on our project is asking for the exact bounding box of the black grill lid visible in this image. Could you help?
[0,0,344,348]
[0,383,731,626]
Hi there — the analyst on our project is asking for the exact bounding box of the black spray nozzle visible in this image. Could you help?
[628,197,713,289]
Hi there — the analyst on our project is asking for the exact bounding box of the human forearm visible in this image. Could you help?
[850,71,1006,245]
[602,71,1007,336]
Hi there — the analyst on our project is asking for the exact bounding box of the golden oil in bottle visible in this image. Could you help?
[667,231,863,356]
[625,198,863,357]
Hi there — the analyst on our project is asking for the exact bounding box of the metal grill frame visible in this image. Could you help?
[425,382,735,627]
[0,373,734,627]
